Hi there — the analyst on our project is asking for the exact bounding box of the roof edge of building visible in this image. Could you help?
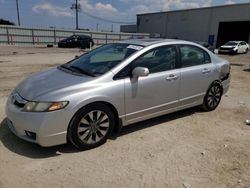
[136,2,250,16]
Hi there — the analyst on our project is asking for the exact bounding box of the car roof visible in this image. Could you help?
[72,34,91,38]
[194,41,208,45]
[118,38,193,47]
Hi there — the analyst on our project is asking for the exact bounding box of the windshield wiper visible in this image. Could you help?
[69,65,95,77]
[60,64,73,72]
[91,71,104,75]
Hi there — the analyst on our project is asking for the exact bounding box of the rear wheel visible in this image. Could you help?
[68,103,115,150]
[245,48,248,54]
[202,83,223,111]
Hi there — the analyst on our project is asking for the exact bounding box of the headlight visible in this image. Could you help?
[23,101,68,112]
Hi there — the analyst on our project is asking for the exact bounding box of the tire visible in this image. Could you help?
[68,103,115,150]
[245,48,248,54]
[201,83,223,111]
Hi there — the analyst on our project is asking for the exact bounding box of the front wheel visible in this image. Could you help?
[68,103,115,150]
[201,83,223,111]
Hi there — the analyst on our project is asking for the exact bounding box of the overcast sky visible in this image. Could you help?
[0,0,249,31]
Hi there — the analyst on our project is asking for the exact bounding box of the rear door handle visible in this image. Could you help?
[166,74,179,81]
[202,68,211,74]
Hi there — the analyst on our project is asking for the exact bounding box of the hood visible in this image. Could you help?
[16,67,94,101]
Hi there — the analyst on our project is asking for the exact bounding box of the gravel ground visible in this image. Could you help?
[0,46,250,188]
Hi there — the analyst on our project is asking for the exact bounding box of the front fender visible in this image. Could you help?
[70,95,123,117]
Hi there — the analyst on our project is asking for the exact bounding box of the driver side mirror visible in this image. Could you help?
[132,67,149,78]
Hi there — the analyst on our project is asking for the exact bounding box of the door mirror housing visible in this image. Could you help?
[132,67,149,78]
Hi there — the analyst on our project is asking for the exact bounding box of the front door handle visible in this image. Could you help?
[166,74,179,81]
[202,68,211,74]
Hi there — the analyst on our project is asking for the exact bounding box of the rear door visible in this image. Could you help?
[238,43,243,53]
[178,45,215,106]
[240,42,247,53]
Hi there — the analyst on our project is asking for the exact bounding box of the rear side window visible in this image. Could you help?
[180,45,211,67]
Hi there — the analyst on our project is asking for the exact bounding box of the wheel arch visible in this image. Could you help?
[206,80,223,94]
[68,101,122,137]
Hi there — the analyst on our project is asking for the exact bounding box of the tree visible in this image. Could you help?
[0,19,15,25]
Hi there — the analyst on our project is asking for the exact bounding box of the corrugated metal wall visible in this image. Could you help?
[0,25,149,46]
[137,3,250,47]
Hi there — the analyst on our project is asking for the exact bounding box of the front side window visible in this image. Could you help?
[180,45,210,67]
[132,45,177,74]
[60,43,142,76]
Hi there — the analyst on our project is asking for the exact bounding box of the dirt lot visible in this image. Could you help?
[0,46,250,188]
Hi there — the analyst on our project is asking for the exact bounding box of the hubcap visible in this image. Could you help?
[77,110,110,144]
[207,85,221,108]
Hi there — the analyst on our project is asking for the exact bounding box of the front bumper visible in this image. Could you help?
[5,95,74,147]
[218,48,236,54]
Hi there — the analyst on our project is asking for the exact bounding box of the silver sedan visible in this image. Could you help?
[5,39,230,149]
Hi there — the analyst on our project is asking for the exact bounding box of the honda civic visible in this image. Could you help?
[6,39,230,149]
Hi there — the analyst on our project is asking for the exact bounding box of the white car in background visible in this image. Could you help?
[218,41,249,54]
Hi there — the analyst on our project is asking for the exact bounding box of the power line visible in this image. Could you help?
[81,10,136,25]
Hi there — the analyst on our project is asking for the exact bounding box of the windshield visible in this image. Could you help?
[224,41,238,46]
[60,43,142,76]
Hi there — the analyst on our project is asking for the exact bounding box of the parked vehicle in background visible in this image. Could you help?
[218,41,249,54]
[194,41,215,53]
[58,35,94,49]
[6,39,230,150]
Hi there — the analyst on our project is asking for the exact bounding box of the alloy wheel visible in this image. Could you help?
[207,85,222,108]
[77,110,110,144]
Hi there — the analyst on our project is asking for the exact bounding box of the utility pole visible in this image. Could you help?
[96,23,99,31]
[76,0,78,30]
[111,24,113,32]
[16,0,20,26]
[71,0,81,30]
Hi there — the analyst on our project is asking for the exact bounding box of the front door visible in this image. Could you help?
[124,45,180,123]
